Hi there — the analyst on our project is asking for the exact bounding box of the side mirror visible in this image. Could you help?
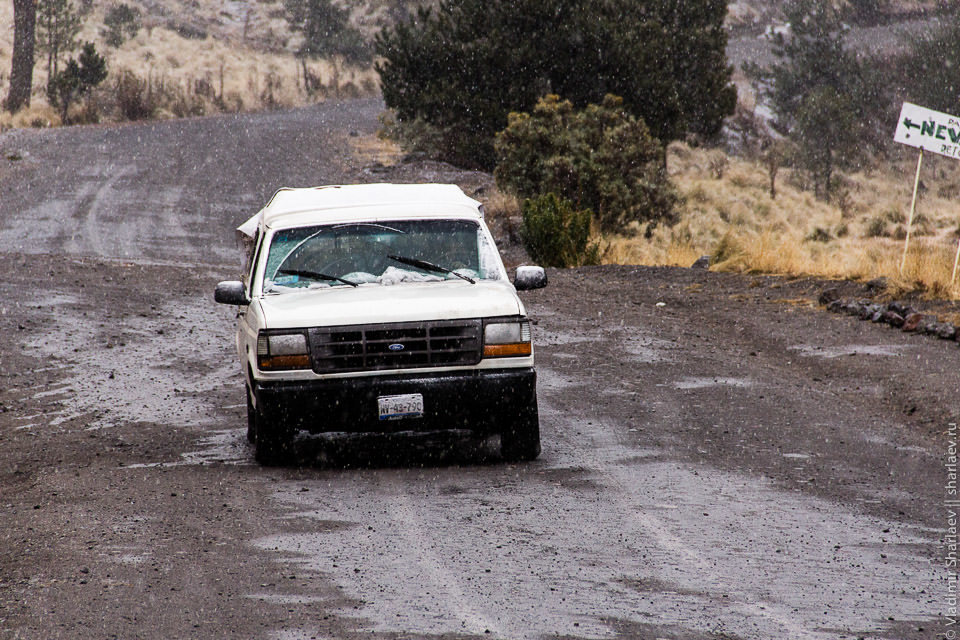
[214,281,248,305]
[514,265,547,291]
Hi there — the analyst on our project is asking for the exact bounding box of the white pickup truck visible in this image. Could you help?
[215,183,546,464]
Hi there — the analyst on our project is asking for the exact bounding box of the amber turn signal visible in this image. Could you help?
[258,354,312,370]
[483,343,532,358]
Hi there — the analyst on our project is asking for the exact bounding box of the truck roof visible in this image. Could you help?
[238,184,483,237]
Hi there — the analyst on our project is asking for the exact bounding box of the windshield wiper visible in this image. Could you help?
[276,268,358,287]
[388,255,476,284]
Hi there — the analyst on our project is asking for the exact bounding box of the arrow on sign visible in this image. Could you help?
[903,118,921,131]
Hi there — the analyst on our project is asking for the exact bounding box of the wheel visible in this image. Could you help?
[246,386,256,443]
[500,399,541,462]
[252,396,293,466]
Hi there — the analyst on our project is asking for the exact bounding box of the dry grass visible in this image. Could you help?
[482,189,522,221]
[351,133,404,168]
[0,104,62,129]
[604,142,960,300]
[0,0,381,129]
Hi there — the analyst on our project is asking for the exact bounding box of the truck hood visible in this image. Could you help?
[257,280,524,328]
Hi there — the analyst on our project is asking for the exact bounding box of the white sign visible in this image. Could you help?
[894,102,960,160]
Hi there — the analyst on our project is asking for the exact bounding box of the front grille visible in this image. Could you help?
[309,319,482,373]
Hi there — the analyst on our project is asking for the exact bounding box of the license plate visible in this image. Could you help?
[377,393,424,421]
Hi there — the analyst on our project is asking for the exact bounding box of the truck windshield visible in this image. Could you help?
[262,219,503,293]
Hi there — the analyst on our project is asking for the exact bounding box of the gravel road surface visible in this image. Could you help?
[0,99,949,640]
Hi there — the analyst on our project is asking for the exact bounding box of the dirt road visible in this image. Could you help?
[0,100,949,639]
[726,16,939,71]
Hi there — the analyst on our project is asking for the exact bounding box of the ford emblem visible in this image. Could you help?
[388,343,405,352]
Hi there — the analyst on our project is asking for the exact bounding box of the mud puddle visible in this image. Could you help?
[16,277,240,433]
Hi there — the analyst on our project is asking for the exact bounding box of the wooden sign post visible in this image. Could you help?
[901,148,923,275]
[952,238,960,284]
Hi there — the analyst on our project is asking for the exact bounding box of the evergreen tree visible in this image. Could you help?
[899,20,960,115]
[768,0,859,124]
[36,0,81,97]
[791,87,860,199]
[283,0,370,92]
[376,0,736,169]
[764,0,882,197]
[48,41,106,122]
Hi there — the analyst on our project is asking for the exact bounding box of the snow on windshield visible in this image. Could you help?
[261,219,503,293]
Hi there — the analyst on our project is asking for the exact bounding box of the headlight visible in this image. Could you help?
[483,319,532,358]
[257,331,311,370]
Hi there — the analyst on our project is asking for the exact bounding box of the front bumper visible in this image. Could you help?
[253,368,536,434]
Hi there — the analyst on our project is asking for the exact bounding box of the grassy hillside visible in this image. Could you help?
[602,142,960,300]
[0,0,429,127]
[0,0,942,127]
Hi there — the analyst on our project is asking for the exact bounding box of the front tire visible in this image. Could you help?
[251,393,292,466]
[501,399,541,462]
[246,386,256,443]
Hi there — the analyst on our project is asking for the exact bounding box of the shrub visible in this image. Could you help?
[378,110,449,159]
[938,182,960,199]
[791,86,863,198]
[114,70,159,120]
[521,193,599,268]
[259,72,284,110]
[865,216,887,238]
[102,3,141,47]
[707,151,729,179]
[806,226,832,242]
[711,231,744,265]
[834,185,855,217]
[884,206,904,224]
[168,87,206,118]
[495,94,678,232]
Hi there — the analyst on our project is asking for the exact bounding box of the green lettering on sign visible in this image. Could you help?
[922,120,937,136]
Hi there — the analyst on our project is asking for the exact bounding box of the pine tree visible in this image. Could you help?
[36,0,81,96]
[49,41,106,122]
[764,0,882,197]
[376,0,736,169]
[900,20,960,115]
[283,0,370,92]
[768,0,859,126]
